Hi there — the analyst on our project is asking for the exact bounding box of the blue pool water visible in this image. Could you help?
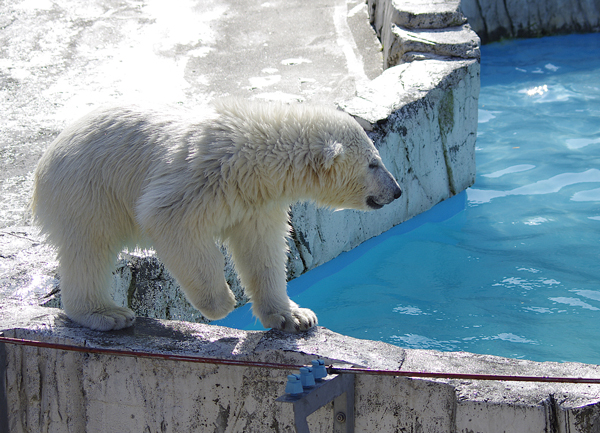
[218,33,600,364]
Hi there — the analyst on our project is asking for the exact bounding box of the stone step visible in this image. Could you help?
[369,0,466,34]
[386,23,481,68]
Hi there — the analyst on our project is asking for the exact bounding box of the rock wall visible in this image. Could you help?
[460,0,600,44]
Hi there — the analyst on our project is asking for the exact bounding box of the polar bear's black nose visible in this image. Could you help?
[394,187,402,200]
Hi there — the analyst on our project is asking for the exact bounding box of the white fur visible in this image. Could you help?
[31,100,401,332]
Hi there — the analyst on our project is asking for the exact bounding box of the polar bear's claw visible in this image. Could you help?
[263,306,318,333]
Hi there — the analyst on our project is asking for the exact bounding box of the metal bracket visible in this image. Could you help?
[0,333,9,433]
[276,373,355,433]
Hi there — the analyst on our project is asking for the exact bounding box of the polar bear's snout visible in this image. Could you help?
[365,164,402,210]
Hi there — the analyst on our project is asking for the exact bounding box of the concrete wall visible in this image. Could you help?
[461,0,600,43]
[3,303,600,433]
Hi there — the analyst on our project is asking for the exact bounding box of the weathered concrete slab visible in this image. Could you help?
[402,349,600,432]
[461,0,600,43]
[388,24,480,66]
[2,303,600,432]
[368,0,467,33]
[368,0,480,68]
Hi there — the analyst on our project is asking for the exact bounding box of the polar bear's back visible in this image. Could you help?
[31,106,179,247]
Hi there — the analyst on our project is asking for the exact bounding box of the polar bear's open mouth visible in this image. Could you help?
[366,197,384,209]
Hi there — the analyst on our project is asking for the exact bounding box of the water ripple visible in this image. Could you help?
[468,168,600,204]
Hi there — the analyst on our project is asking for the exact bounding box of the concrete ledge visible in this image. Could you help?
[388,24,480,65]
[367,0,480,68]
[3,302,600,432]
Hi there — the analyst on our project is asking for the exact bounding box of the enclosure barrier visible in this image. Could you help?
[2,335,600,433]
[2,336,599,384]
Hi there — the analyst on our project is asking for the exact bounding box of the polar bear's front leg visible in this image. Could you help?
[152,232,236,321]
[227,216,318,333]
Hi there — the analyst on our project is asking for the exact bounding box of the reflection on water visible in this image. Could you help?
[482,164,535,178]
[468,169,600,204]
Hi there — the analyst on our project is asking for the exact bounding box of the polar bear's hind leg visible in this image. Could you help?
[57,237,136,331]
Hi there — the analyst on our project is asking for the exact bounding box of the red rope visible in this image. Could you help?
[2,336,600,384]
[327,366,600,384]
[0,336,302,371]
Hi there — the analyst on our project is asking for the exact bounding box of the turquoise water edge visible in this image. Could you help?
[218,33,600,365]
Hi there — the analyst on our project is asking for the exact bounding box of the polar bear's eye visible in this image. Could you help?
[368,161,379,169]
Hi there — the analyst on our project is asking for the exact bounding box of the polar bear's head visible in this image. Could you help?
[213,100,402,211]
[311,110,402,211]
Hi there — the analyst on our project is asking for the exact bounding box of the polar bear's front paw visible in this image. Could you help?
[193,287,237,321]
[67,306,136,331]
[259,304,318,333]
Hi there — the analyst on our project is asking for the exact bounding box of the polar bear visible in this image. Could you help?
[32,100,402,332]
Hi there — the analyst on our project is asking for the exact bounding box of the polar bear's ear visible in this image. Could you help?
[323,141,344,169]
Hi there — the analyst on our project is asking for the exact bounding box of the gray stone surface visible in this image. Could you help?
[369,0,467,33]
[2,302,600,432]
[461,0,600,43]
[388,23,480,66]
